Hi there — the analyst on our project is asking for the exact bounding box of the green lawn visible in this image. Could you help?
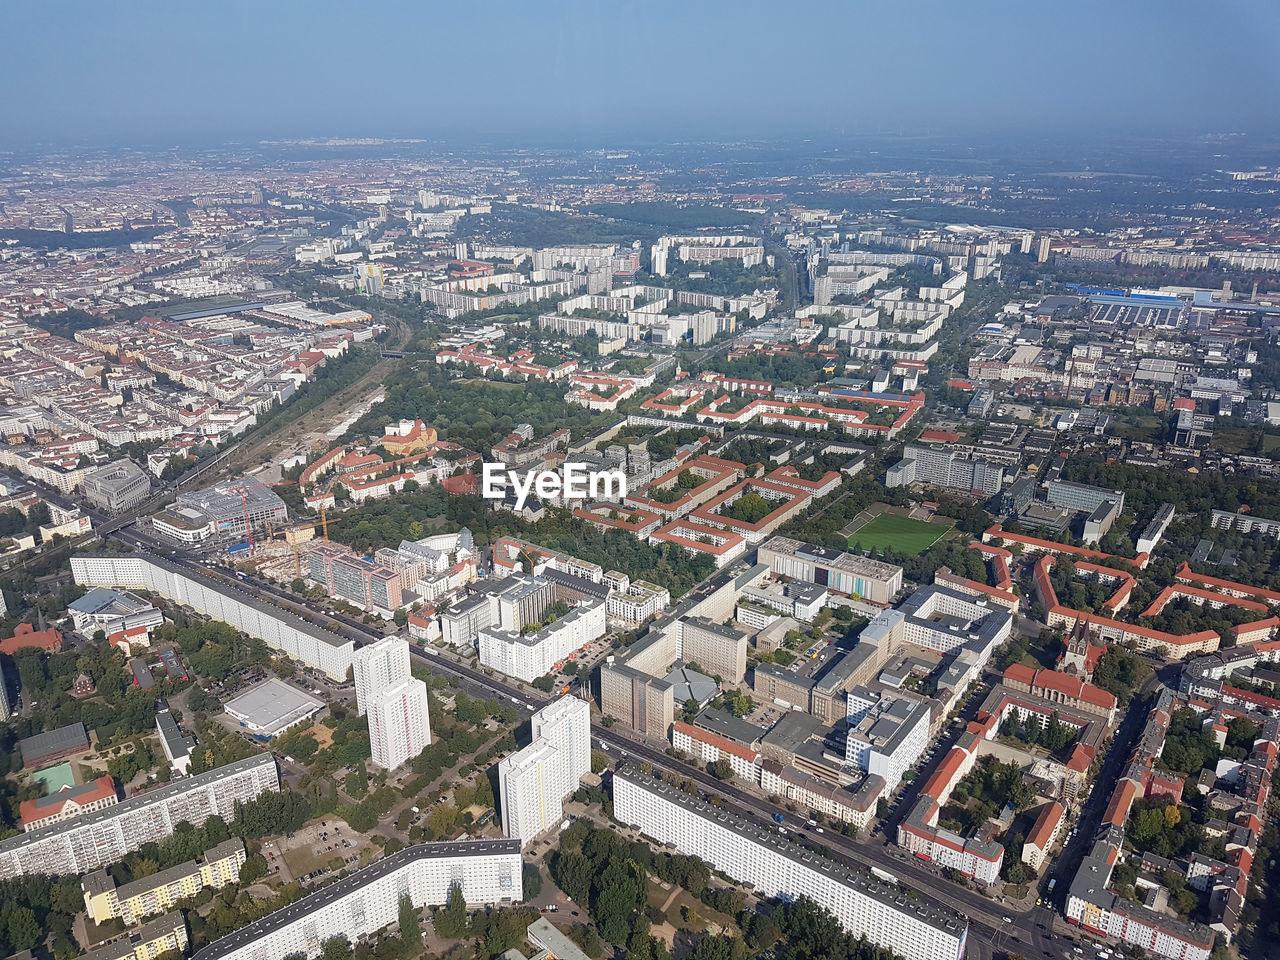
[848,513,947,556]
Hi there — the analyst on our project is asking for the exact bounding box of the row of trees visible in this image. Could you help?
[330,489,715,599]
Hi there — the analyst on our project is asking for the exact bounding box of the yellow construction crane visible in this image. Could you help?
[287,508,340,579]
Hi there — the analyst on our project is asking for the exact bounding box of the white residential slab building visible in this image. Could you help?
[190,840,521,960]
[498,696,590,847]
[613,769,968,960]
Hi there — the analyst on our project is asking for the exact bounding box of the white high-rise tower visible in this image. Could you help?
[352,635,411,717]
[353,636,431,770]
[498,695,591,847]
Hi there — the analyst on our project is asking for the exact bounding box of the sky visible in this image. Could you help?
[2,0,1278,148]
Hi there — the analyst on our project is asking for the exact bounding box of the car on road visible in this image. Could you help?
[1002,917,1012,923]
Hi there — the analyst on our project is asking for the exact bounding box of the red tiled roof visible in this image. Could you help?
[1003,663,1036,687]
[1026,801,1065,850]
[0,623,62,656]
[920,745,970,801]
[672,721,759,764]
[19,775,116,827]
[1103,779,1139,827]
[920,429,961,444]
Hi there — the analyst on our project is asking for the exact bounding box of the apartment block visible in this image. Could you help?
[83,839,246,924]
[71,554,354,680]
[613,769,968,960]
[0,754,277,879]
[354,637,431,770]
[478,598,605,683]
[887,444,1004,496]
[499,696,590,846]
[79,911,188,960]
[191,841,522,960]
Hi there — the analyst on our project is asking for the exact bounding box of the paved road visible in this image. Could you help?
[107,526,1131,959]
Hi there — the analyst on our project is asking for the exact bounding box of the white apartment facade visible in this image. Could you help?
[0,754,278,880]
[498,696,590,847]
[352,635,412,717]
[190,840,522,960]
[478,599,606,683]
[70,555,355,679]
[367,677,432,771]
[613,770,968,960]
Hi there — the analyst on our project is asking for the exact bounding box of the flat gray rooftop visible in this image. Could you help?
[223,678,324,735]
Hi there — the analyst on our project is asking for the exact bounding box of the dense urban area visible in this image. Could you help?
[1,125,1280,960]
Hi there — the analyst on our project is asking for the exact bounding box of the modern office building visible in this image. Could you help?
[759,536,903,604]
[81,459,151,514]
[71,555,355,679]
[83,839,246,924]
[675,617,748,684]
[844,687,932,788]
[1045,479,1124,516]
[170,477,288,541]
[613,768,968,960]
[0,754,278,879]
[190,840,522,960]
[499,696,590,846]
[599,660,674,736]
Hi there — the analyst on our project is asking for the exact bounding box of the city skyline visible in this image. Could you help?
[2,1,1278,147]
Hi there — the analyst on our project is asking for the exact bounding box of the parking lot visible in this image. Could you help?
[276,818,372,884]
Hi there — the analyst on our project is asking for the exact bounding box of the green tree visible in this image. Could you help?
[434,883,468,938]
[522,862,543,901]
[238,853,268,885]
[708,758,734,780]
[320,935,350,960]
[399,894,421,948]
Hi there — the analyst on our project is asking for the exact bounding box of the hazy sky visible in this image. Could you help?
[3,0,1278,147]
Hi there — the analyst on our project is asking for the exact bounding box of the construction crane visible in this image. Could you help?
[287,507,340,579]
[221,478,276,558]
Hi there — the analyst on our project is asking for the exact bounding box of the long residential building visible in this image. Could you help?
[70,554,355,679]
[0,753,278,879]
[83,838,246,924]
[190,840,522,960]
[79,911,189,960]
[613,768,968,960]
[478,598,606,683]
[887,444,1004,495]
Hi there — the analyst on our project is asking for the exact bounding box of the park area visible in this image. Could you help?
[846,511,948,556]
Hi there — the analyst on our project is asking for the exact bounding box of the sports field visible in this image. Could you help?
[847,513,948,556]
